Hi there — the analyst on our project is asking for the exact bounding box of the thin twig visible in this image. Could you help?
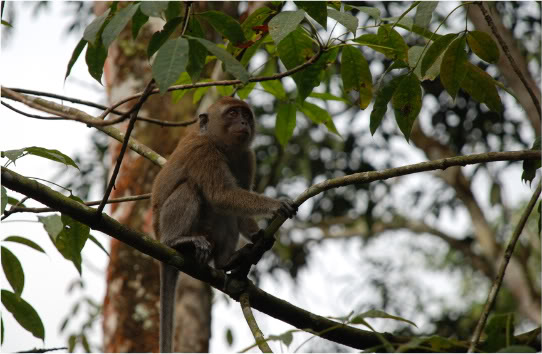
[468,182,542,352]
[1,196,29,221]
[6,87,197,127]
[476,2,541,117]
[240,292,273,353]
[17,347,68,353]
[103,47,325,116]
[2,101,64,120]
[2,193,150,218]
[96,81,156,215]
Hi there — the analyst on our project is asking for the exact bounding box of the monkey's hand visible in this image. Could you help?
[219,243,254,271]
[275,198,298,219]
[167,236,212,264]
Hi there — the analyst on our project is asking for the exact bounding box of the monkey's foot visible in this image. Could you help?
[168,237,212,264]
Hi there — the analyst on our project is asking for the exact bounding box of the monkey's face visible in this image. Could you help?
[201,98,255,149]
[221,106,254,146]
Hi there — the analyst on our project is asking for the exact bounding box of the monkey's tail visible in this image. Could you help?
[160,263,179,353]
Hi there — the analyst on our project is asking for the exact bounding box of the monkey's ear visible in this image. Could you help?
[199,113,208,131]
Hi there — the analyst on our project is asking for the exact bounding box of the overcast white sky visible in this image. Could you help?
[1,1,539,353]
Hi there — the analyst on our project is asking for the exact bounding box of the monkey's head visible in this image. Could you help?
[199,97,255,149]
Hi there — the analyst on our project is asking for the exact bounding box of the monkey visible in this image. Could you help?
[151,96,297,353]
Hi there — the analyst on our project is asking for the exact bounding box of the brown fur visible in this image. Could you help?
[151,97,296,352]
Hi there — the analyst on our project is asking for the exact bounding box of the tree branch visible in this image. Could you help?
[3,87,197,127]
[1,89,167,167]
[240,292,272,353]
[476,2,541,117]
[2,193,150,218]
[468,182,542,352]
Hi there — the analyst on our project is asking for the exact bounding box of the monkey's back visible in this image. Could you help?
[151,132,236,239]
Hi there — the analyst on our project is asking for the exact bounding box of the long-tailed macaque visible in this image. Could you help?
[151,96,297,353]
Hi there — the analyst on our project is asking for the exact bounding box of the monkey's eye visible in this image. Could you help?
[227,109,238,118]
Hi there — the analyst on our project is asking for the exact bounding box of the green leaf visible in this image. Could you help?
[461,62,503,113]
[165,1,182,22]
[341,46,372,109]
[467,30,500,63]
[24,147,79,169]
[295,1,327,29]
[3,236,46,254]
[408,46,425,80]
[370,75,405,135]
[498,346,536,353]
[39,214,63,244]
[56,214,91,275]
[352,309,418,328]
[83,8,110,46]
[2,246,25,296]
[226,327,234,346]
[392,73,422,141]
[2,148,25,162]
[140,1,168,17]
[190,37,249,83]
[521,136,541,185]
[353,25,408,62]
[171,72,192,103]
[421,33,458,76]
[88,234,110,257]
[241,7,273,38]
[440,35,467,100]
[327,8,358,35]
[261,80,287,100]
[299,101,341,137]
[1,186,7,214]
[299,101,330,124]
[7,196,25,207]
[278,28,336,100]
[349,6,381,21]
[481,313,514,353]
[414,1,438,29]
[237,82,256,100]
[268,10,305,45]
[217,86,235,97]
[132,5,149,39]
[2,19,12,27]
[185,18,207,83]
[309,92,350,104]
[65,39,87,81]
[1,290,45,340]
[276,103,297,146]
[85,40,108,85]
[1,316,4,345]
[147,16,183,58]
[102,3,139,48]
[193,86,210,104]
[187,43,207,82]
[152,38,190,95]
[198,11,246,45]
